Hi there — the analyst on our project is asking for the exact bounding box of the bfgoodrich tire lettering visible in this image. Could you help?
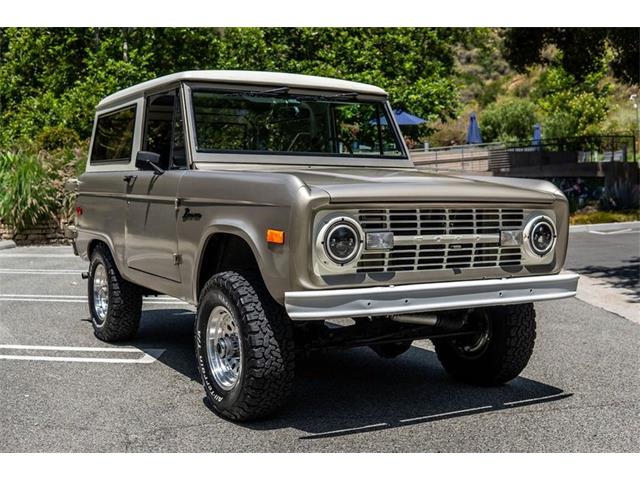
[88,244,142,342]
[433,303,536,386]
[195,270,295,421]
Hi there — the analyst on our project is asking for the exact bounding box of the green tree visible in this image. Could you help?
[0,27,470,146]
[532,65,611,138]
[480,98,538,143]
[503,28,639,84]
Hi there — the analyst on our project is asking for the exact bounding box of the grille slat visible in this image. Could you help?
[356,207,524,273]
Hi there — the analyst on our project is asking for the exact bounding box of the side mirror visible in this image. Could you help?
[135,151,164,175]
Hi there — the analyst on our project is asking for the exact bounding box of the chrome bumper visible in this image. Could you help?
[284,272,579,321]
[65,225,79,256]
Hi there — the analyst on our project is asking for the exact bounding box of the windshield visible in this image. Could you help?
[191,90,405,158]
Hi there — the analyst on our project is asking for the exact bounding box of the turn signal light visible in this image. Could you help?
[266,229,285,245]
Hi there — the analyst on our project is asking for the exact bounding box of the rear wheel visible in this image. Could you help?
[433,304,536,385]
[88,244,142,342]
[195,271,295,421]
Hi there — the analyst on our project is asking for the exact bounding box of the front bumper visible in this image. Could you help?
[284,272,579,321]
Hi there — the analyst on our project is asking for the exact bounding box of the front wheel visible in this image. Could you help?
[433,304,536,386]
[195,271,295,421]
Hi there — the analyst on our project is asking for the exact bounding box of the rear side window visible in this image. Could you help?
[90,105,137,163]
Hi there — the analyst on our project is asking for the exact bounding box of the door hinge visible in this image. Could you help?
[174,198,182,211]
[173,253,182,265]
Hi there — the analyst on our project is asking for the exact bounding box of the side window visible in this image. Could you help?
[90,105,137,163]
[143,90,187,169]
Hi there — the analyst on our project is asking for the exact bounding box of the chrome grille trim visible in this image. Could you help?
[393,233,500,246]
[356,207,524,273]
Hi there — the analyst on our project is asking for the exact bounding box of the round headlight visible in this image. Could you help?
[528,217,556,256]
[325,222,360,263]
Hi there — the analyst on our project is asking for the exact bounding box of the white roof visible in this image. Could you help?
[97,70,387,109]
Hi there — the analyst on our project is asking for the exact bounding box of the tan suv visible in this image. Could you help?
[68,70,579,421]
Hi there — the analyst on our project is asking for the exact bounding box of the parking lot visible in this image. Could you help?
[0,224,638,452]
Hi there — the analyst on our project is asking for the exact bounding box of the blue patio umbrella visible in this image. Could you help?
[372,109,426,126]
[532,123,542,145]
[466,112,483,144]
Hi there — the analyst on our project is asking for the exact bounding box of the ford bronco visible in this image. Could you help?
[68,71,579,421]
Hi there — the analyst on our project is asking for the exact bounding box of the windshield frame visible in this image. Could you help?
[184,82,413,168]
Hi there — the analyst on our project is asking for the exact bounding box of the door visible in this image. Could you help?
[125,89,188,282]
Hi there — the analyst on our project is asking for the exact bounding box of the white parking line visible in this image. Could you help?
[588,228,633,235]
[0,344,142,352]
[400,405,493,423]
[0,269,85,274]
[0,355,161,364]
[0,254,77,258]
[302,422,390,437]
[0,294,190,305]
[0,344,165,364]
[1,294,86,298]
[502,393,569,406]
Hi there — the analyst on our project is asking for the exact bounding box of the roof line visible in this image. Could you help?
[97,70,388,109]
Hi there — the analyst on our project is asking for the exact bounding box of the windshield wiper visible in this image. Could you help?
[296,91,361,102]
[326,91,359,99]
[224,87,291,98]
[222,89,360,101]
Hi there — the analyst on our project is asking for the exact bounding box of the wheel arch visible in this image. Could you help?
[86,234,117,263]
[194,227,270,303]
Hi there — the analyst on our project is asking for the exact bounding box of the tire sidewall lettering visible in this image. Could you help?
[196,288,245,407]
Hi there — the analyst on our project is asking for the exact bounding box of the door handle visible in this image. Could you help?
[123,174,137,184]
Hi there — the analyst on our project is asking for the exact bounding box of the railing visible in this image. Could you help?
[411,135,638,173]
[410,142,503,173]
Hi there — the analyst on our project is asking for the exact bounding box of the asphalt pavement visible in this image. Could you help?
[0,235,638,452]
[566,222,639,322]
[566,222,639,293]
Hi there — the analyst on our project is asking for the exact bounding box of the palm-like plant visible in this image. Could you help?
[0,151,58,231]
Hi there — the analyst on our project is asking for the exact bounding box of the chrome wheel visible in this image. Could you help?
[92,263,109,324]
[206,305,242,391]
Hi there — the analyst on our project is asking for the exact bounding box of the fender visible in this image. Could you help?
[77,228,118,264]
[190,221,290,305]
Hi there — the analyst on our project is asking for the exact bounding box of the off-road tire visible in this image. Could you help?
[88,244,142,342]
[370,341,413,359]
[195,271,295,421]
[433,304,536,386]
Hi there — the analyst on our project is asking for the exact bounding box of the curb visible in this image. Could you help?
[569,221,640,233]
[0,240,17,250]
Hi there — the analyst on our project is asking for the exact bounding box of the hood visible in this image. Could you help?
[275,167,559,204]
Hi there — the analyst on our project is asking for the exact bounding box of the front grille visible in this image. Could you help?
[357,207,524,273]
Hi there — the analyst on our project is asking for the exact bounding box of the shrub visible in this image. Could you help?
[599,180,640,211]
[35,126,81,152]
[0,151,59,230]
[480,97,538,143]
[38,144,88,222]
[427,116,468,147]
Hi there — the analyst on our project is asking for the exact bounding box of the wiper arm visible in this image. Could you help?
[221,88,359,101]
[326,91,359,99]
[224,87,290,97]
[298,91,360,101]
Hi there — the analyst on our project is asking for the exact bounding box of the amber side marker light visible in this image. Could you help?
[266,229,285,245]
